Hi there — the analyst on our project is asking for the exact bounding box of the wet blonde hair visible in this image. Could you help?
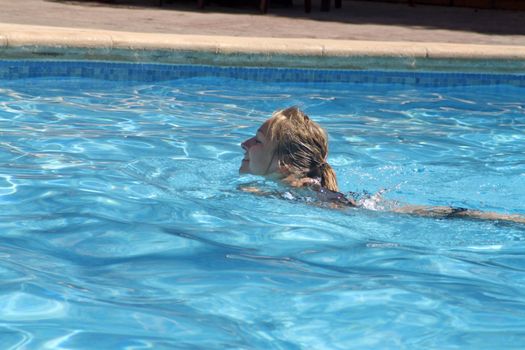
[266,106,339,192]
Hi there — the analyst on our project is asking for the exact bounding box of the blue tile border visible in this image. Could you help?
[1,60,525,87]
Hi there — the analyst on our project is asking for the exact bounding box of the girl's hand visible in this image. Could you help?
[282,175,320,189]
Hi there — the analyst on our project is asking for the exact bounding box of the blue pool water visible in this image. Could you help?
[1,62,525,349]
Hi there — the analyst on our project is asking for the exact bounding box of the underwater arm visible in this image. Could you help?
[393,205,525,224]
[238,184,277,197]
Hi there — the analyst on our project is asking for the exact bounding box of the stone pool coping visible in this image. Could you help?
[1,23,525,73]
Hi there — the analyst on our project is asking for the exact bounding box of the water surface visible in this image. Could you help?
[0,75,524,349]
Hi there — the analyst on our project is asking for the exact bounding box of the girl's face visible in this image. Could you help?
[239,120,280,176]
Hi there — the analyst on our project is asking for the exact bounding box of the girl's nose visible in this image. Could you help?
[241,137,255,151]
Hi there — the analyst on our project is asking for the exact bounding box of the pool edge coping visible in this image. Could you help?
[1,23,525,72]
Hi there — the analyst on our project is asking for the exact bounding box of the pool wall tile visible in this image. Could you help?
[1,60,525,87]
[2,44,525,74]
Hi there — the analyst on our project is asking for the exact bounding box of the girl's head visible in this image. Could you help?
[240,107,339,192]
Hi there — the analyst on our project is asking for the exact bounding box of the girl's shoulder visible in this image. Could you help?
[315,185,357,207]
[282,175,356,207]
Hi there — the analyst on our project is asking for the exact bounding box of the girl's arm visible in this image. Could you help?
[393,205,525,224]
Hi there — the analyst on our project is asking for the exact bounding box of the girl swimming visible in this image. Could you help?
[239,106,525,224]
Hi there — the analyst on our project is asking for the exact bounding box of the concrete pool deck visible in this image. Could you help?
[1,0,525,71]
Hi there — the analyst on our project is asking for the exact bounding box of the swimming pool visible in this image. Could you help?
[1,61,524,349]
